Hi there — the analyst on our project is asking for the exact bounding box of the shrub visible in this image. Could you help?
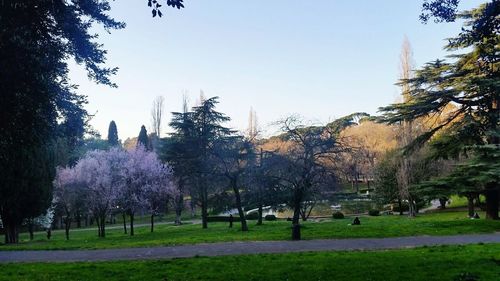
[392,201,427,213]
[264,215,277,221]
[206,216,241,222]
[332,211,344,219]
[368,209,380,216]
[245,212,259,220]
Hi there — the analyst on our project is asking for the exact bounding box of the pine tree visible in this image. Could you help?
[191,96,232,229]
[164,96,232,229]
[107,121,119,147]
[161,96,196,225]
[380,2,500,219]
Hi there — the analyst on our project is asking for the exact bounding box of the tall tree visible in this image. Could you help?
[151,96,165,138]
[271,115,355,240]
[191,96,232,229]
[380,1,500,219]
[213,136,252,231]
[247,107,259,141]
[107,121,119,147]
[162,96,195,225]
[396,37,420,217]
[0,1,123,243]
[137,125,151,151]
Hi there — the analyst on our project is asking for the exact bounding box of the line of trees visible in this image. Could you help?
[53,146,176,239]
[162,95,368,239]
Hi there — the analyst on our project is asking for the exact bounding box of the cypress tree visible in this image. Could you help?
[107,121,119,146]
[137,125,151,150]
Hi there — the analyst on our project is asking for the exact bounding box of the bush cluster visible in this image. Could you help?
[246,212,259,220]
[332,212,345,219]
[264,215,277,221]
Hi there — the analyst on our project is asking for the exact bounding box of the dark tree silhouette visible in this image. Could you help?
[137,125,151,150]
[0,0,124,243]
[107,121,119,147]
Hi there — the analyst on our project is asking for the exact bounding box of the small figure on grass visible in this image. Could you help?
[46,228,51,240]
[352,217,361,225]
[229,214,233,228]
[472,212,480,219]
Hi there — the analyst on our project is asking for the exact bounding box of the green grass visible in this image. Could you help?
[1,244,499,280]
[1,211,498,251]
[449,194,486,208]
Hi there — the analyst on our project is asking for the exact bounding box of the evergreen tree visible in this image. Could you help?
[137,125,151,151]
[161,97,196,225]
[164,96,232,229]
[0,1,123,243]
[193,97,231,228]
[191,97,232,229]
[380,1,500,219]
[107,121,119,147]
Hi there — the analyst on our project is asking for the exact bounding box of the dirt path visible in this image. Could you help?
[1,233,499,263]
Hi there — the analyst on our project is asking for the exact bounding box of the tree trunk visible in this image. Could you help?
[485,97,498,219]
[291,188,302,240]
[28,219,34,241]
[130,213,134,236]
[355,174,359,194]
[439,197,447,209]
[76,212,81,228]
[96,214,106,238]
[201,201,208,229]
[292,205,301,241]
[4,222,19,244]
[190,199,196,218]
[64,216,71,240]
[300,208,307,221]
[95,215,101,237]
[150,214,154,232]
[408,196,417,218]
[257,204,263,226]
[485,187,499,220]
[201,186,208,229]
[100,214,106,238]
[122,212,127,234]
[231,178,248,232]
[175,194,184,225]
[467,194,475,218]
[474,194,481,207]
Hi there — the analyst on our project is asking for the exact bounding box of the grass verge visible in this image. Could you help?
[1,244,499,280]
[1,211,498,251]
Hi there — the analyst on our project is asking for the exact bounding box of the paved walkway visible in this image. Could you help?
[1,233,499,263]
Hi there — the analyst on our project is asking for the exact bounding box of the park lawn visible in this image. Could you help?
[0,211,498,251]
[1,244,500,280]
[448,194,486,208]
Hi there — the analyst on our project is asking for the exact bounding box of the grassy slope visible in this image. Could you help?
[1,244,500,281]
[448,194,486,208]
[1,211,498,251]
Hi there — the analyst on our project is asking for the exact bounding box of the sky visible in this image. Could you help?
[69,0,483,140]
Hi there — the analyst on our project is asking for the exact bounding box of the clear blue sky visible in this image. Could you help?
[69,0,482,140]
